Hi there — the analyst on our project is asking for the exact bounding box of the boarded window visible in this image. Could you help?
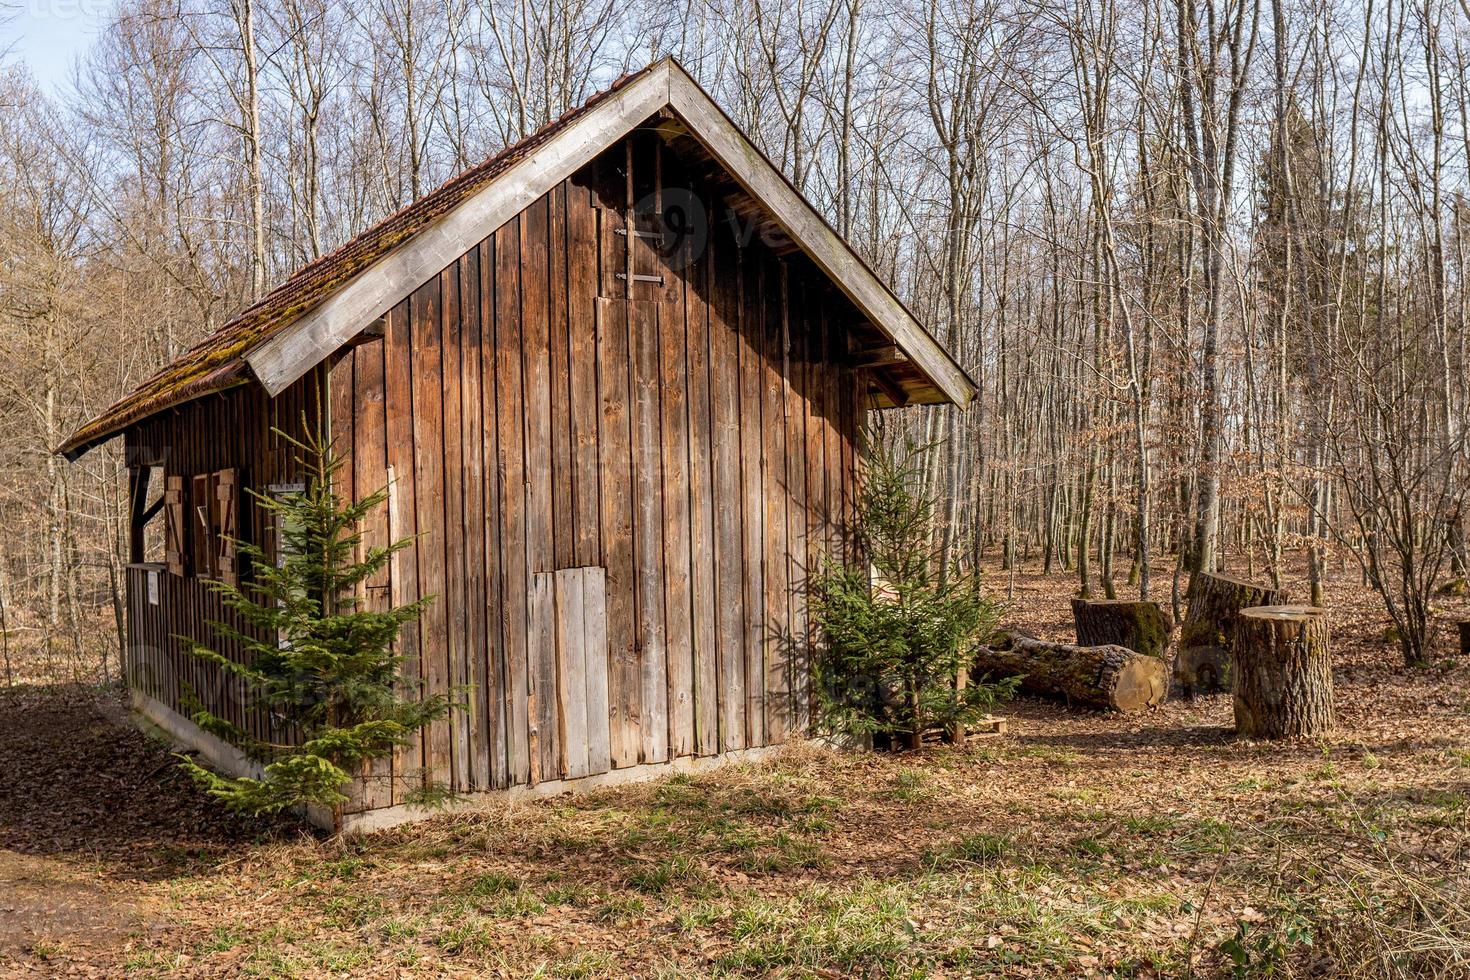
[186,469,240,582]
[216,468,239,585]
[163,475,185,576]
[191,473,216,578]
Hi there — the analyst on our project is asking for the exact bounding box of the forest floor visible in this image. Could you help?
[0,561,1467,978]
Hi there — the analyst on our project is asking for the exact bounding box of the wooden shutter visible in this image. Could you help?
[216,468,238,585]
[191,473,215,579]
[163,475,185,576]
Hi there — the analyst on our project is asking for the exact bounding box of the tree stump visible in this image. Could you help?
[1231,605,1334,739]
[1459,621,1470,658]
[1071,598,1173,658]
[1174,571,1289,696]
[973,634,1168,713]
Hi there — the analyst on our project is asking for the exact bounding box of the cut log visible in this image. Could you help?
[1071,598,1173,658]
[972,634,1167,713]
[1175,571,1289,696]
[1232,605,1334,739]
[1458,621,1470,658]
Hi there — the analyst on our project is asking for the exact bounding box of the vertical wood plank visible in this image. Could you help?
[785,281,810,734]
[329,355,369,814]
[657,223,694,757]
[441,262,470,793]
[351,335,394,808]
[527,572,557,784]
[383,299,422,802]
[523,199,558,783]
[549,182,576,571]
[582,565,611,774]
[495,222,532,786]
[479,239,510,789]
[555,568,589,778]
[737,247,766,747]
[683,194,719,757]
[458,247,490,791]
[595,295,640,767]
[708,225,746,752]
[762,258,791,741]
[567,174,602,568]
[803,292,828,735]
[411,276,451,789]
[630,296,668,764]
[821,303,844,695]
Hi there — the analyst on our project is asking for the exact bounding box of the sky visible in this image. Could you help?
[2,0,111,95]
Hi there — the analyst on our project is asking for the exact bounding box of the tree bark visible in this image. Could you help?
[1232,605,1334,738]
[1175,570,1288,695]
[1071,598,1173,658]
[973,633,1167,713]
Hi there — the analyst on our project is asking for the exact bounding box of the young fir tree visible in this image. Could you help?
[179,426,452,822]
[811,439,1014,750]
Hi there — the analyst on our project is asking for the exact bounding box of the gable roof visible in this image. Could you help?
[61,57,975,460]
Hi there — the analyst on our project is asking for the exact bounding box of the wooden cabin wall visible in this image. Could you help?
[329,132,862,804]
[124,367,328,752]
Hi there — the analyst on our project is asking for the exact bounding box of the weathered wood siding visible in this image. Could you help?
[124,133,862,810]
[124,369,327,756]
[330,135,861,796]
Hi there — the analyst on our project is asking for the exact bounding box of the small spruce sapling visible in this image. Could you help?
[178,425,453,823]
[811,439,1014,750]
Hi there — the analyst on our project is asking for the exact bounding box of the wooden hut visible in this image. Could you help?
[61,58,974,831]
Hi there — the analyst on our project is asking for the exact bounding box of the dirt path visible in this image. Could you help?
[0,686,301,973]
[0,849,160,967]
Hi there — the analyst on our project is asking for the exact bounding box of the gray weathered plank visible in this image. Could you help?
[582,566,612,774]
[528,572,558,783]
[556,568,590,779]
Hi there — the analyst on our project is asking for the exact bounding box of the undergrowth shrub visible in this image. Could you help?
[811,439,1015,750]
[179,425,454,826]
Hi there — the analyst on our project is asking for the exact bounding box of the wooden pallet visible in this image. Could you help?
[923,715,1008,745]
[969,715,1008,737]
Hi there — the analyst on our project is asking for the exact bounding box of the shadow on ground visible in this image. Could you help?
[0,684,304,881]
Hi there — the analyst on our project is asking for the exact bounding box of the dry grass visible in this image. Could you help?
[1,560,1467,977]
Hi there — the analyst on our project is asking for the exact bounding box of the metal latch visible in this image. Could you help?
[616,272,665,285]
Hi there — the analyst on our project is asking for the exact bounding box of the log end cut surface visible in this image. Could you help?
[1113,655,1170,713]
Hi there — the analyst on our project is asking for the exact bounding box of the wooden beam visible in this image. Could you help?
[869,368,910,407]
[849,346,907,369]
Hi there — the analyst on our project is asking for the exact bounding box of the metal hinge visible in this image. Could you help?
[616,272,665,285]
